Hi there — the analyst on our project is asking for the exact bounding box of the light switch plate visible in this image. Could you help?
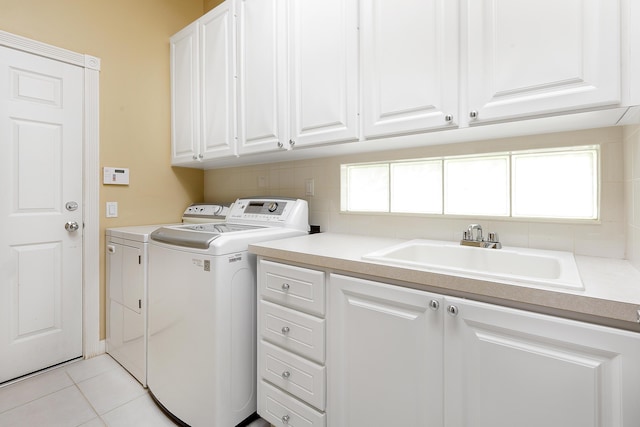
[106,202,118,218]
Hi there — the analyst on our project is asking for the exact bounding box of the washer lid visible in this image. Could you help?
[150,223,263,249]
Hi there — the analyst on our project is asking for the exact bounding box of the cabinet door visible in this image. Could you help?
[444,297,640,427]
[466,0,620,124]
[200,1,236,159]
[328,274,443,427]
[237,0,288,155]
[170,22,200,164]
[288,0,359,148]
[361,0,459,137]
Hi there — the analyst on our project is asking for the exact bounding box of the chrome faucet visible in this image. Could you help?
[461,224,502,249]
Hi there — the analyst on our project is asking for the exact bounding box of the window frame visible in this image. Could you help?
[340,145,600,223]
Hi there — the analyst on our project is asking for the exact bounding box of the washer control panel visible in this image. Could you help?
[227,197,308,231]
[184,204,227,217]
[182,203,230,223]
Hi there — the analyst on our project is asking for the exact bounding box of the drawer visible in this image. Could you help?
[260,340,326,411]
[259,380,326,427]
[259,259,325,316]
[260,300,325,364]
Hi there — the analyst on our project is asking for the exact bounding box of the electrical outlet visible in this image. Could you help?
[305,179,315,196]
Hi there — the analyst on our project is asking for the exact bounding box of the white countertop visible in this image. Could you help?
[249,233,640,332]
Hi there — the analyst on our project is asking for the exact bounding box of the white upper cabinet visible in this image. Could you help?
[361,0,459,138]
[288,0,359,148]
[199,2,236,159]
[170,22,199,164]
[171,0,637,168]
[237,0,358,155]
[236,0,287,155]
[465,0,621,124]
[170,2,235,165]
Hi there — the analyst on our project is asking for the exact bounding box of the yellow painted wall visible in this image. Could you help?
[0,0,206,339]
[204,0,225,12]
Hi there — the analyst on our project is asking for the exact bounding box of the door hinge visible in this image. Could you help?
[139,299,142,309]
[138,255,141,264]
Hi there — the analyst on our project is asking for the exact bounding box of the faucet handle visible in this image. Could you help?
[487,232,499,243]
[463,230,472,241]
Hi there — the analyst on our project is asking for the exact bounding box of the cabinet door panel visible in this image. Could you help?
[328,274,443,427]
[200,2,236,158]
[362,0,459,137]
[445,297,640,427]
[170,22,199,164]
[289,0,358,147]
[466,0,620,123]
[237,0,287,155]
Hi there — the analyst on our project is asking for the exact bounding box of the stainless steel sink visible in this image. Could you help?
[363,239,584,291]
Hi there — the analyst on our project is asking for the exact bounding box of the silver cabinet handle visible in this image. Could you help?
[289,139,295,147]
[198,153,203,159]
[192,154,198,160]
[447,305,459,316]
[282,370,291,379]
[281,283,290,291]
[429,300,440,311]
[445,114,453,122]
[281,326,290,335]
[277,141,284,149]
[469,110,478,119]
[65,221,79,232]
[282,414,290,424]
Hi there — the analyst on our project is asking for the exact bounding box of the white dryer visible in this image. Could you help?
[106,204,228,386]
[147,197,309,427]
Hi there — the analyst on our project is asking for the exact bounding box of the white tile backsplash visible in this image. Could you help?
[624,125,640,270]
[206,127,635,261]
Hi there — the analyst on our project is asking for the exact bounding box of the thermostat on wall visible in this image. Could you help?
[103,167,130,185]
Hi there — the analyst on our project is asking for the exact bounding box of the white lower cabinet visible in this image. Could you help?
[259,262,640,426]
[327,274,444,427]
[444,297,640,427]
[257,259,326,426]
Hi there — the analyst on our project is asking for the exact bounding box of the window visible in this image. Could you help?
[340,146,599,220]
[444,155,509,216]
[391,160,442,214]
[511,149,598,219]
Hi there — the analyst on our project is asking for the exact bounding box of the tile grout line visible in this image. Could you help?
[66,370,102,427]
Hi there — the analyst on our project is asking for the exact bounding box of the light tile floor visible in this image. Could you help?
[0,354,270,427]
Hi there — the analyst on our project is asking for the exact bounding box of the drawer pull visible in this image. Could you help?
[281,326,290,335]
[282,370,291,379]
[282,414,290,424]
[281,283,290,291]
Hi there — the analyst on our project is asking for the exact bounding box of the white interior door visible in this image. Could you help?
[0,45,83,383]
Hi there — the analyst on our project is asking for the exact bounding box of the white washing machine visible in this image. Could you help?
[147,197,309,427]
[106,204,229,386]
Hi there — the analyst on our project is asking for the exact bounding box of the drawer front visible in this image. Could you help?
[260,300,325,364]
[259,259,325,316]
[260,340,326,411]
[259,380,326,427]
